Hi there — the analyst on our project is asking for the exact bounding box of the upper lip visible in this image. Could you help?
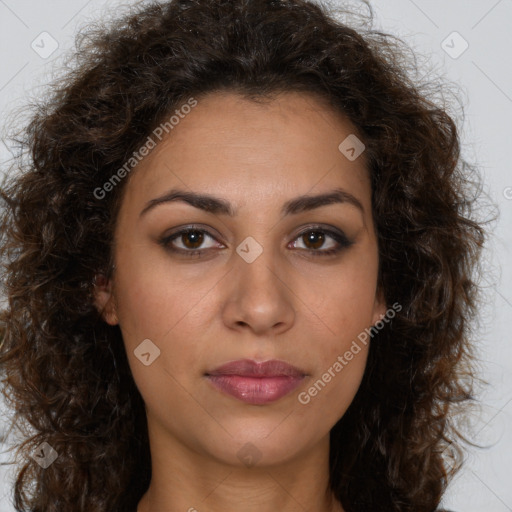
[206,359,306,378]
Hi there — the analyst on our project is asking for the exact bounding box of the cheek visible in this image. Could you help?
[293,247,378,414]
[300,247,379,346]
[112,261,206,416]
[294,268,375,422]
[113,240,218,343]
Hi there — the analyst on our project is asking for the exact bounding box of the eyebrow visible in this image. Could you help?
[139,187,365,218]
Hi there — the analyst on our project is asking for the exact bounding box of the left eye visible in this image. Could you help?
[160,225,353,257]
[290,229,342,252]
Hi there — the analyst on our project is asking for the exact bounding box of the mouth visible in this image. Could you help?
[205,359,307,405]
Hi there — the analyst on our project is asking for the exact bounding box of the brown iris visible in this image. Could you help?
[181,230,205,249]
[302,230,325,250]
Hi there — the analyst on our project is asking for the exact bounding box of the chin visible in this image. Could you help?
[200,424,316,469]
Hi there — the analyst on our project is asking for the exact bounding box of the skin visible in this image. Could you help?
[94,91,387,512]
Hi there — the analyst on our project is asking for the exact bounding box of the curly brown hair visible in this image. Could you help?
[0,0,487,511]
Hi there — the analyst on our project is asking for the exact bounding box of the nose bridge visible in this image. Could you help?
[223,232,295,334]
[234,232,282,298]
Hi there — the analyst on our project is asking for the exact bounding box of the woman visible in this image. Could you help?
[0,0,486,511]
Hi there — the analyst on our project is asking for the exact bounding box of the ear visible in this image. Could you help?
[93,273,119,326]
[370,287,387,326]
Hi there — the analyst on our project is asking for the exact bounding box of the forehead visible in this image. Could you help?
[120,91,371,216]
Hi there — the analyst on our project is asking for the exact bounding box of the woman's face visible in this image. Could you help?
[96,91,386,468]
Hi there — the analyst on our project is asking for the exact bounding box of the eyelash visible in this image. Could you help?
[159,224,354,258]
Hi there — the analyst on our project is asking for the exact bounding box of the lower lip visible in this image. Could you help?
[206,375,305,404]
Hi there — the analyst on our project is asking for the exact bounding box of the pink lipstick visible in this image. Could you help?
[205,359,306,405]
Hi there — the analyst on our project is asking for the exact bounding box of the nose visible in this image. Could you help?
[221,244,296,337]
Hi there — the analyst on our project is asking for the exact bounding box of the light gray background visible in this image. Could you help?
[0,0,511,510]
